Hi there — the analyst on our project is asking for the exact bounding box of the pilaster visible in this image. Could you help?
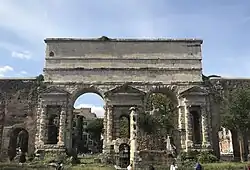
[201,104,211,148]
[129,107,139,169]
[65,104,73,150]
[39,104,47,146]
[58,105,66,146]
[184,102,193,151]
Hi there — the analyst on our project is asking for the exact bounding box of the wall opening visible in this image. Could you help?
[8,128,29,161]
[118,143,130,168]
[72,92,104,154]
[190,106,202,145]
[119,115,130,138]
[46,105,61,145]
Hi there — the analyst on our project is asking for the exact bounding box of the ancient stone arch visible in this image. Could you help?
[33,37,214,167]
[1,38,250,166]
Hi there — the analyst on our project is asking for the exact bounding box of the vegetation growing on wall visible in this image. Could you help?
[138,93,176,150]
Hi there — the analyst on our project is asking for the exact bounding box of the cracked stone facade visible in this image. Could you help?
[0,37,249,166]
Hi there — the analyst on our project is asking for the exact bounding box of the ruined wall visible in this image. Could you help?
[43,38,203,84]
[0,78,39,157]
[207,77,250,157]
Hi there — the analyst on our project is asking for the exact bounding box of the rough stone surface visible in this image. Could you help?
[0,78,39,157]
[1,37,249,166]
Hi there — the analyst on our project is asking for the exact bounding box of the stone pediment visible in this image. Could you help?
[179,86,207,96]
[104,84,145,96]
[42,86,69,95]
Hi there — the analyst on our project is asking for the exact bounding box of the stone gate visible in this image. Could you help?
[1,37,246,166]
[36,37,212,157]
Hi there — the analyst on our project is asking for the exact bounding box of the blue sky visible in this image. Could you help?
[0,0,250,117]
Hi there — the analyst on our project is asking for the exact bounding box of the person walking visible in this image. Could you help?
[194,161,202,170]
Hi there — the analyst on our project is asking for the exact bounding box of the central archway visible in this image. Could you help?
[139,86,179,152]
[71,89,105,154]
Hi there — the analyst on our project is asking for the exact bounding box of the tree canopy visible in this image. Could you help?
[222,88,250,133]
[139,93,176,135]
[220,87,250,161]
[86,118,104,142]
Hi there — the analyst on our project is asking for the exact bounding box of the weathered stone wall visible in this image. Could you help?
[207,77,250,157]
[0,78,39,157]
[43,38,203,84]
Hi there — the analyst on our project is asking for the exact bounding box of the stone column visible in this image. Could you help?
[201,104,210,148]
[102,105,107,151]
[65,104,73,150]
[130,107,139,169]
[58,106,66,146]
[0,101,5,151]
[39,104,47,145]
[178,105,186,150]
[184,102,193,151]
[106,105,113,143]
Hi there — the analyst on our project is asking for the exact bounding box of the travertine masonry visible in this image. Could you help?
[2,37,249,165]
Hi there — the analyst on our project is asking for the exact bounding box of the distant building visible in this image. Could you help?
[73,108,98,153]
[218,127,233,154]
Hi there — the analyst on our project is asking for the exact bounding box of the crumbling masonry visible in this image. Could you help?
[0,37,250,167]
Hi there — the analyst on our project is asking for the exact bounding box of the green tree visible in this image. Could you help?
[221,87,250,161]
[139,93,176,136]
[86,118,104,142]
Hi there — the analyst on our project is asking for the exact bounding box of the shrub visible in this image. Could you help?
[178,150,218,164]
[197,151,218,164]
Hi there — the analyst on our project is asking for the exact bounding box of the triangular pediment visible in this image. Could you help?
[105,84,145,96]
[179,86,207,96]
[42,86,69,95]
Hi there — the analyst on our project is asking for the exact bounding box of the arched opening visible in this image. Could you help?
[218,127,234,160]
[118,143,130,168]
[119,115,130,138]
[72,92,105,154]
[139,89,178,151]
[8,128,28,162]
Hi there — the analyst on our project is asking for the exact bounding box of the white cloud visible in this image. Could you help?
[0,65,14,77]
[75,104,105,118]
[11,51,32,60]
[20,71,27,75]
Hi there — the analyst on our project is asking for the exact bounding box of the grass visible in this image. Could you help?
[0,155,248,170]
[70,155,115,170]
[153,162,248,170]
